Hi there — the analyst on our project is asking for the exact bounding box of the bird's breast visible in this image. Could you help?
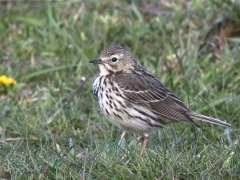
[93,75,167,135]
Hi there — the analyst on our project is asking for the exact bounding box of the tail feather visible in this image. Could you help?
[186,111,231,128]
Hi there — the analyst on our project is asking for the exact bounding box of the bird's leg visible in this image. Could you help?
[120,131,127,140]
[140,133,149,156]
[117,131,127,159]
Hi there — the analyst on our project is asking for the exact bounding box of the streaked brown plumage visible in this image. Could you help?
[90,46,231,156]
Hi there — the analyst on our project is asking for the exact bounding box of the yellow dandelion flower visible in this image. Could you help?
[0,75,17,87]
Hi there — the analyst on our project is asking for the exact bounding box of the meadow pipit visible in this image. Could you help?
[90,46,231,156]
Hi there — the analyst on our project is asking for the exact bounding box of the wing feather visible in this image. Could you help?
[112,73,198,126]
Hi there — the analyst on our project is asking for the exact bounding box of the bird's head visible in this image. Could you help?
[89,46,138,75]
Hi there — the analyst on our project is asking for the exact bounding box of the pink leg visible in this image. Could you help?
[121,131,127,139]
[140,133,149,156]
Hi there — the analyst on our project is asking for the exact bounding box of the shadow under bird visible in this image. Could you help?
[89,46,232,156]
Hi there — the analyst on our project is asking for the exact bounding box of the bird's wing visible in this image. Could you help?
[112,73,198,126]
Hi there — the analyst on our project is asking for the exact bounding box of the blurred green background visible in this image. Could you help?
[0,0,240,179]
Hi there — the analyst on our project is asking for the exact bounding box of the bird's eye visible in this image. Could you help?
[111,57,118,62]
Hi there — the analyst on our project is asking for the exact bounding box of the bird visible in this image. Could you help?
[89,46,232,156]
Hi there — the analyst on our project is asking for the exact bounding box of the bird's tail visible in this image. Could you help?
[186,111,231,128]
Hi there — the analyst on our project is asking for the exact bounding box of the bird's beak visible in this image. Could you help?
[89,59,103,64]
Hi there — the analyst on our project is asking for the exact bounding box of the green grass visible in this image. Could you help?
[0,0,240,179]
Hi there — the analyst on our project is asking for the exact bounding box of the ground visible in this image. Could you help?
[0,0,240,179]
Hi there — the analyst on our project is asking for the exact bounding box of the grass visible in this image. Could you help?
[0,0,240,179]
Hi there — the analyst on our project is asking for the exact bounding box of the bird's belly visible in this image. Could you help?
[105,108,160,134]
[98,95,164,135]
